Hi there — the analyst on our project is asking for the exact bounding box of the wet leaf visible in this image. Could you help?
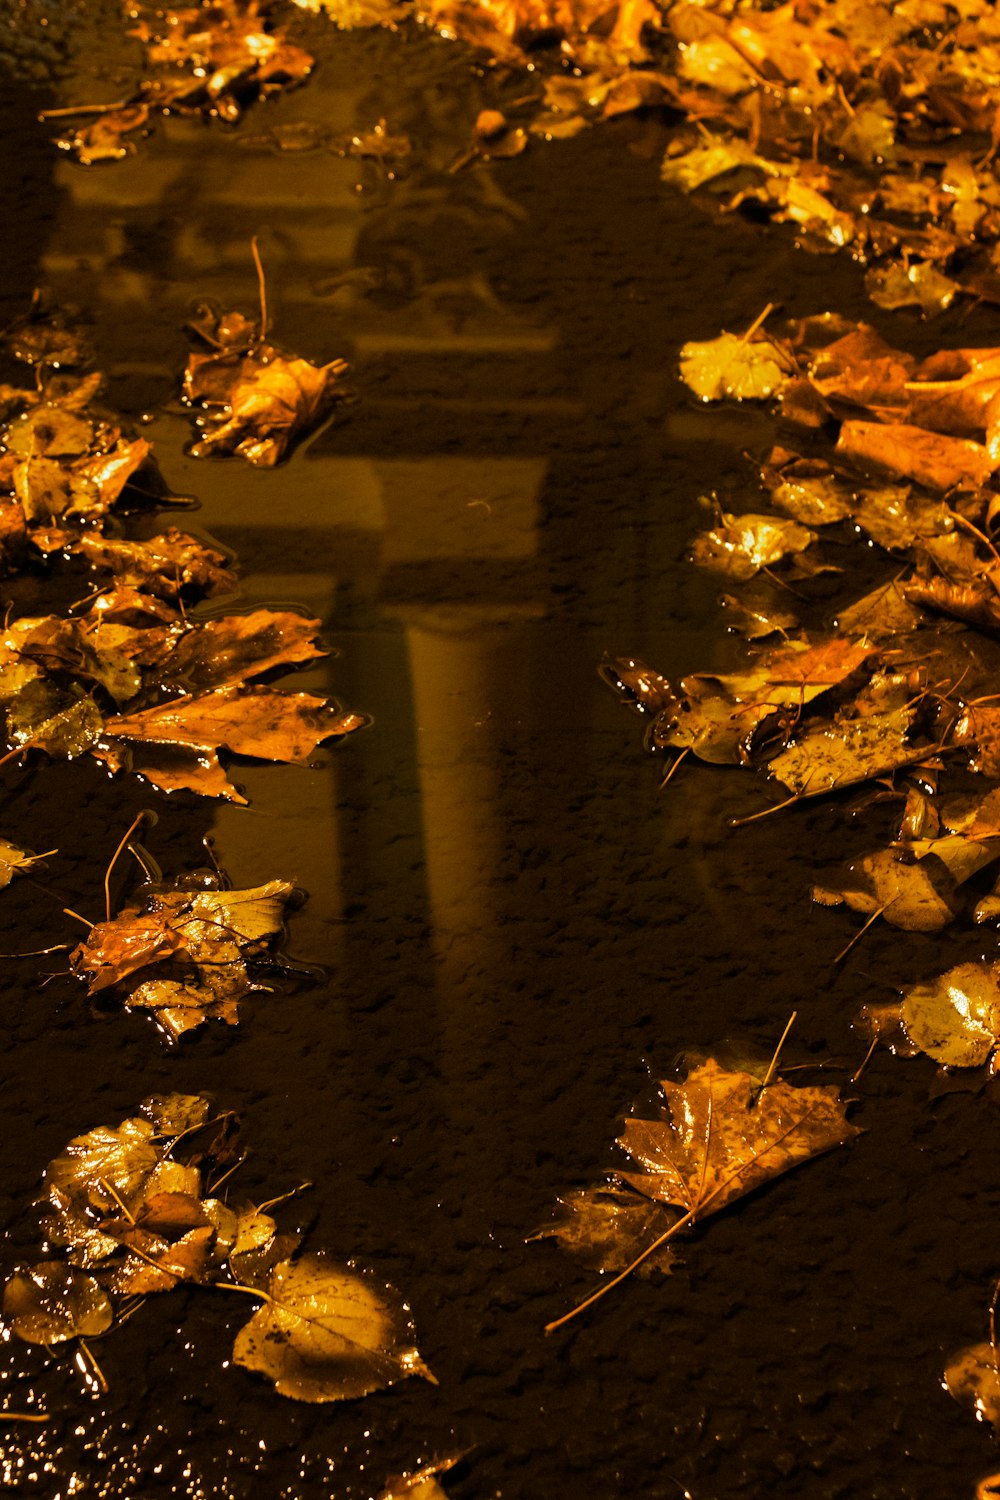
[618,1059,859,1222]
[946,1342,1000,1427]
[690,511,815,581]
[231,1253,435,1402]
[680,333,791,403]
[184,342,348,466]
[2,1264,112,1345]
[99,686,364,801]
[836,420,995,492]
[41,1117,160,1264]
[71,879,295,1038]
[76,528,237,602]
[529,1186,679,1277]
[866,262,961,317]
[811,848,957,932]
[0,837,41,888]
[768,707,924,796]
[377,1455,463,1500]
[140,1094,213,1137]
[156,610,326,693]
[901,961,1000,1068]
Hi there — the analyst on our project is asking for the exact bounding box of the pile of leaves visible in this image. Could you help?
[2,1092,435,1403]
[49,1,314,164]
[596,304,1000,1480]
[70,867,297,1039]
[0,297,363,799]
[290,0,1000,313]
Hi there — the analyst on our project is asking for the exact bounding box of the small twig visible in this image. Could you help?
[76,1339,108,1394]
[850,1034,879,1085]
[728,791,807,827]
[0,1411,49,1422]
[98,1177,136,1226]
[213,1281,273,1304]
[256,1181,313,1215]
[0,740,35,772]
[104,811,150,923]
[206,1153,247,1197]
[251,236,268,342]
[954,510,1000,567]
[63,907,94,931]
[739,302,776,344]
[659,747,691,789]
[38,101,129,120]
[833,902,893,966]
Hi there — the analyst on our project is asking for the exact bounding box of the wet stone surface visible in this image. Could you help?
[2,3,1000,1498]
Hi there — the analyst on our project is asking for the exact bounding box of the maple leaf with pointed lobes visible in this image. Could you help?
[618,1059,859,1223]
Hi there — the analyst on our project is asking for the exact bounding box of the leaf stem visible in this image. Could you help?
[760,1011,796,1092]
[104,810,150,923]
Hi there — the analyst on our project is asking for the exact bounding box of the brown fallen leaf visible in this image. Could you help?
[184,336,348,466]
[901,961,1000,1069]
[836,419,996,492]
[543,1056,858,1329]
[70,877,296,1039]
[76,527,237,601]
[98,685,364,801]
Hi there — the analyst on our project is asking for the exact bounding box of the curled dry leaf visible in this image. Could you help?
[184,339,348,467]
[232,1252,436,1403]
[2,1264,113,1345]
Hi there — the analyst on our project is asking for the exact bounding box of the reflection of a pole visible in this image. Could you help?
[405,617,503,1032]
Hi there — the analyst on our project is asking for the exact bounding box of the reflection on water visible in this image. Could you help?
[3,11,993,1500]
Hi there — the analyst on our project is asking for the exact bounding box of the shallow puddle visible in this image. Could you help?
[3,5,1000,1498]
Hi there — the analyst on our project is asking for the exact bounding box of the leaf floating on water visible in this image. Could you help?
[866,262,961,317]
[232,1253,436,1403]
[767,707,923,796]
[99,686,365,802]
[680,333,791,403]
[690,511,816,581]
[618,1058,859,1221]
[70,877,296,1039]
[812,849,957,933]
[946,1342,1000,1428]
[377,1454,464,1500]
[184,343,349,467]
[901,962,1000,1069]
[0,837,44,889]
[2,1264,113,1345]
[529,1186,679,1277]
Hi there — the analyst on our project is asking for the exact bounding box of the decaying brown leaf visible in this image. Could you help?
[184,339,348,466]
[70,876,296,1039]
[2,1265,113,1345]
[0,837,47,889]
